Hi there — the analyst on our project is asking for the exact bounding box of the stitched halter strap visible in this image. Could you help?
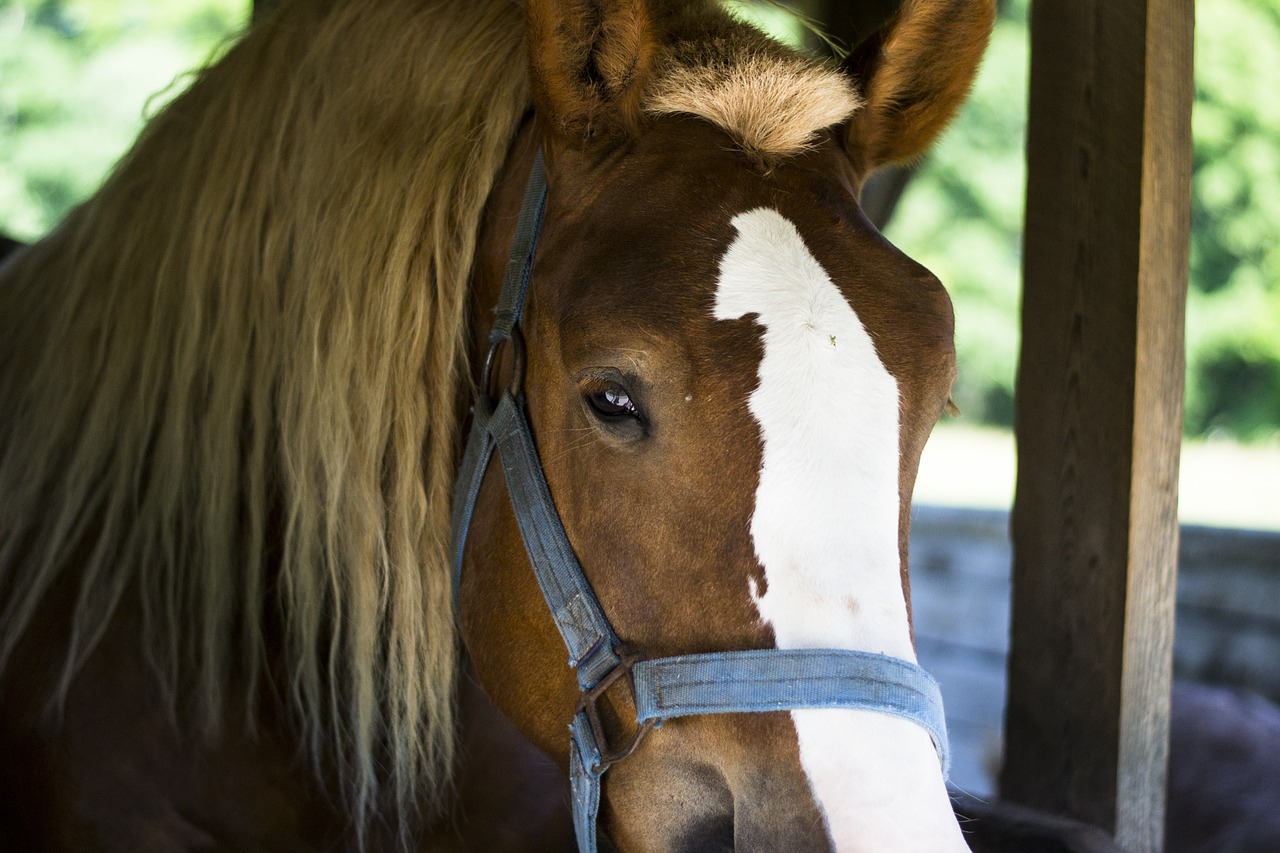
[451,150,950,853]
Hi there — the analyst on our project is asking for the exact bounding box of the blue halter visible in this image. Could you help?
[451,150,949,853]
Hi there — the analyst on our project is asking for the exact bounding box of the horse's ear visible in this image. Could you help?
[842,0,996,173]
[526,0,657,144]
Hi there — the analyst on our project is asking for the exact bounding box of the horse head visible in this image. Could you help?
[459,1,995,850]
[0,0,994,847]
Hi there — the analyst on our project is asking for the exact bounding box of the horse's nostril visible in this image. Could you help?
[662,774,734,853]
[672,811,733,853]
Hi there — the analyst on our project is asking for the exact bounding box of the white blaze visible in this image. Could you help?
[713,209,968,852]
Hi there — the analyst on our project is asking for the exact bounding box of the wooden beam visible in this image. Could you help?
[1001,0,1192,850]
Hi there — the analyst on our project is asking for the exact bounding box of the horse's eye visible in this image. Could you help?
[586,384,639,419]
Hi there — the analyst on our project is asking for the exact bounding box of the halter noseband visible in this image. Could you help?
[450,151,950,853]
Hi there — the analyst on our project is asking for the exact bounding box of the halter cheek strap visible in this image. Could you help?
[451,150,950,853]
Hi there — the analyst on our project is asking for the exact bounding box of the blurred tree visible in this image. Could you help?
[1183,0,1280,439]
[0,0,247,239]
[885,0,1027,428]
[886,0,1280,441]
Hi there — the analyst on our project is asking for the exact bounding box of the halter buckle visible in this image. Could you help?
[480,325,526,404]
[576,646,655,773]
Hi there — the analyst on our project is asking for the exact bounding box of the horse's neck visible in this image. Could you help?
[0,122,568,851]
[0,570,568,850]
[0,573,355,849]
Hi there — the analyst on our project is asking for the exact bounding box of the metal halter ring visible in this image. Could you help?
[481,325,526,403]
[576,646,656,773]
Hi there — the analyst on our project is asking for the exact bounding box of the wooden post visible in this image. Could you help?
[1001,0,1192,850]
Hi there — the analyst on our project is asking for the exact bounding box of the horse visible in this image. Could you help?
[1165,682,1280,852]
[0,0,995,849]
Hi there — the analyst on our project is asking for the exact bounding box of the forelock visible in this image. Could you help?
[646,33,861,160]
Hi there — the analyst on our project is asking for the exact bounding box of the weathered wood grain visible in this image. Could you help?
[1002,0,1193,848]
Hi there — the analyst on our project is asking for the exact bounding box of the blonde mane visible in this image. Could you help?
[0,0,857,844]
[0,0,529,839]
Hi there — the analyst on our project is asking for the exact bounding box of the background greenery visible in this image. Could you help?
[0,0,246,237]
[2,0,1278,441]
[888,0,1280,441]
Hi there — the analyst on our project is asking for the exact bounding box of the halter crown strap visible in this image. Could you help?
[451,150,949,853]
[450,151,626,688]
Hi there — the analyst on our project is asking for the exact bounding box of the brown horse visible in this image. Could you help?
[0,0,994,849]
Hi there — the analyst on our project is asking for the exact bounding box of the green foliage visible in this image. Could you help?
[722,1,808,50]
[885,0,1028,428]
[1184,0,1280,439]
[0,0,247,240]
[887,0,1280,441]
